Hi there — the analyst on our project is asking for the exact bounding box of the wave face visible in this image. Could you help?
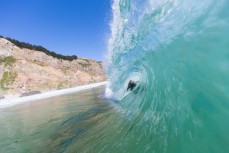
[106,0,229,152]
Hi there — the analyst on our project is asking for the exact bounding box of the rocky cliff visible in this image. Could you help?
[0,38,106,97]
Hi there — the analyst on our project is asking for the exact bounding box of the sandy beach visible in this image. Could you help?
[0,81,107,108]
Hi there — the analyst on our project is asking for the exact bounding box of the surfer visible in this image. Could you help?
[127,80,136,91]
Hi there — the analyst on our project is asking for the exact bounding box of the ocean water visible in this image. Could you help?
[0,86,112,153]
[106,0,229,152]
[1,0,229,153]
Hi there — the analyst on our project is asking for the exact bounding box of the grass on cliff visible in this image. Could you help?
[78,60,91,68]
[0,56,16,67]
[78,63,91,67]
[31,60,47,67]
[60,67,71,73]
[0,71,18,89]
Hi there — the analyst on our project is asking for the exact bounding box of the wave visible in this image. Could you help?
[106,0,229,152]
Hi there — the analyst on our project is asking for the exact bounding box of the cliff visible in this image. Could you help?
[0,38,106,97]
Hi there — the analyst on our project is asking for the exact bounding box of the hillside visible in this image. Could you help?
[0,38,106,98]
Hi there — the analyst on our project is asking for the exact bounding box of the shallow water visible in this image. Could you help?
[0,85,229,153]
[0,86,114,153]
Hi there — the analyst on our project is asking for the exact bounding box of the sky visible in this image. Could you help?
[0,0,112,61]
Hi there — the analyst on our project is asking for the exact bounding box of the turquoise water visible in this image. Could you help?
[106,0,229,152]
[0,84,228,153]
[1,0,229,152]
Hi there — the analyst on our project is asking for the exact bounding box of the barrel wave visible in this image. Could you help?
[106,0,229,152]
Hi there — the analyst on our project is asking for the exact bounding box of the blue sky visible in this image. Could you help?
[0,0,112,61]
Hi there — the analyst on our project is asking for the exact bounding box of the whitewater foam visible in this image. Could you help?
[0,81,107,108]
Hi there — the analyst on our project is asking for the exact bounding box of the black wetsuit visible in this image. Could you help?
[127,80,136,91]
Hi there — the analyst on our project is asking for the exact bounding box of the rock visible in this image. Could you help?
[20,91,41,97]
[0,96,5,100]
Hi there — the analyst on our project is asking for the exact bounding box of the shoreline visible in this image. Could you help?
[0,81,107,109]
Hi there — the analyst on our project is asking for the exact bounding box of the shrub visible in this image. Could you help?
[1,35,78,61]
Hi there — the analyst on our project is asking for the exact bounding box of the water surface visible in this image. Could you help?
[0,86,116,153]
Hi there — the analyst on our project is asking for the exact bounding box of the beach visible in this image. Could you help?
[0,81,107,108]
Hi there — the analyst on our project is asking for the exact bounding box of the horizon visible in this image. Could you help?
[0,0,112,61]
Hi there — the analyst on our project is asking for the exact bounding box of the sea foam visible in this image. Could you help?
[0,81,107,108]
